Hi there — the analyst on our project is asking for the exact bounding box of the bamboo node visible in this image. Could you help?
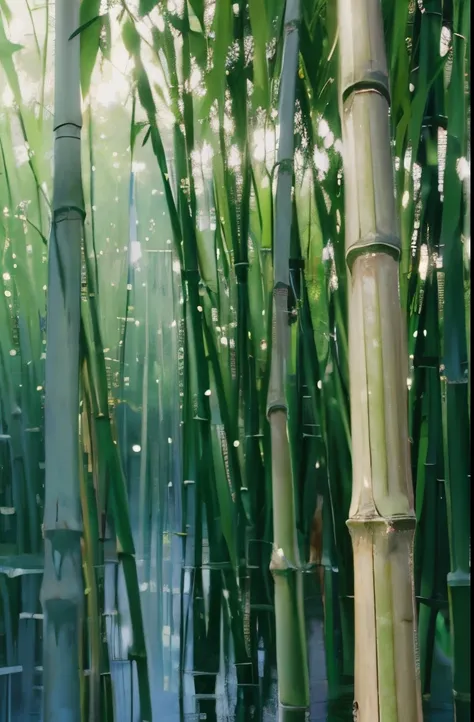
[345,235,400,269]
[447,569,470,587]
[347,515,416,533]
[274,158,294,175]
[342,75,390,106]
[283,19,301,34]
[278,702,311,722]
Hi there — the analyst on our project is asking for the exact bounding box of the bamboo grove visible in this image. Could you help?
[0,1,470,721]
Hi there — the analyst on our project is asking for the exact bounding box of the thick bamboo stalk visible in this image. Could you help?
[337,0,423,719]
[40,1,85,721]
[267,1,309,719]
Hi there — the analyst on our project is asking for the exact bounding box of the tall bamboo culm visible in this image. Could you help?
[40,1,84,720]
[267,1,309,719]
[337,0,423,719]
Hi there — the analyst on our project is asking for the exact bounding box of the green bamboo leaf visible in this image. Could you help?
[0,0,12,22]
[407,54,447,171]
[25,217,48,246]
[122,16,141,56]
[138,0,157,16]
[248,0,270,110]
[189,0,205,29]
[0,13,23,98]
[78,1,103,97]
[141,126,151,146]
[0,37,22,56]
[135,66,156,117]
[130,120,148,156]
[69,13,102,40]
[200,0,232,119]
[188,28,207,70]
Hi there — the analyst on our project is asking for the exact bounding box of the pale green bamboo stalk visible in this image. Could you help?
[39,1,85,720]
[267,1,309,718]
[337,0,423,719]
[136,174,150,572]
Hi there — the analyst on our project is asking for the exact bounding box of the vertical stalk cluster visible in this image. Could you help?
[40,1,84,721]
[439,1,471,719]
[337,0,423,719]
[267,1,309,718]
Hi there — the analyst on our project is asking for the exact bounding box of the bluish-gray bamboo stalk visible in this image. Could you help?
[266,1,309,718]
[40,1,85,720]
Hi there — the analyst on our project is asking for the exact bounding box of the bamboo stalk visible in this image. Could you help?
[439,2,471,718]
[337,0,423,719]
[39,1,84,721]
[266,1,309,718]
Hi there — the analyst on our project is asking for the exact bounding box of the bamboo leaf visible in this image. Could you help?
[200,0,232,119]
[138,0,158,16]
[189,0,205,29]
[0,0,12,22]
[77,1,105,97]
[122,16,141,56]
[248,0,270,110]
[69,13,102,40]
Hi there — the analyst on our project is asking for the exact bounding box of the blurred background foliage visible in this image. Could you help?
[0,0,469,720]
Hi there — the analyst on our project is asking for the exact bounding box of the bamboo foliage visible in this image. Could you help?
[337,0,423,719]
[439,1,471,719]
[0,0,470,720]
[385,0,471,716]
